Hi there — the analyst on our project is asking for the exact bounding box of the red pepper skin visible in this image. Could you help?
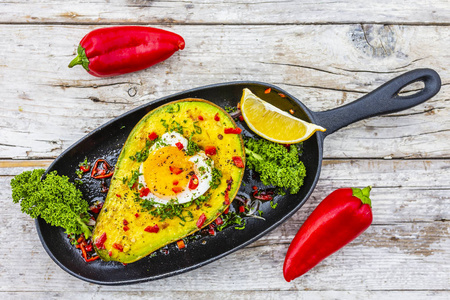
[69,26,185,77]
[283,187,373,282]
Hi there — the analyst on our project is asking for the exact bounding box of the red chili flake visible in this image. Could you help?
[239,206,246,213]
[232,156,245,168]
[238,115,244,121]
[169,166,183,175]
[208,228,216,236]
[196,213,207,228]
[123,219,129,225]
[116,194,121,198]
[148,132,158,140]
[278,93,286,98]
[144,224,160,233]
[252,186,258,190]
[198,115,204,121]
[175,142,184,150]
[173,180,179,186]
[85,244,93,252]
[172,186,183,194]
[289,109,295,115]
[139,187,150,197]
[224,127,242,134]
[123,225,129,232]
[215,216,224,226]
[223,207,230,214]
[177,240,186,249]
[205,146,217,156]
[113,243,124,252]
[94,232,107,250]
[265,88,271,94]
[135,213,140,218]
[214,113,220,121]
[108,251,112,256]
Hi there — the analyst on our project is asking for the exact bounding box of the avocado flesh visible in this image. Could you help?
[92,100,245,263]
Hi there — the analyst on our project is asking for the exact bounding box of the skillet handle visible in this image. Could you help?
[314,68,441,137]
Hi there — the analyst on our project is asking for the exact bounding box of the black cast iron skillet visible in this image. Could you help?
[36,68,441,285]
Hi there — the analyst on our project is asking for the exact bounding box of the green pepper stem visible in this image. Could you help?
[352,186,372,207]
[68,45,90,71]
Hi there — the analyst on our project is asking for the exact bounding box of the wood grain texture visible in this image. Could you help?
[0,0,449,25]
[1,160,448,293]
[1,24,449,159]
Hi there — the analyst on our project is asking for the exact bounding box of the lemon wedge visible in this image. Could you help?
[240,88,326,143]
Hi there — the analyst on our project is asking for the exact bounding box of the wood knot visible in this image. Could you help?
[350,24,397,58]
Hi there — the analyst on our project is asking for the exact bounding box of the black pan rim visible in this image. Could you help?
[35,80,324,285]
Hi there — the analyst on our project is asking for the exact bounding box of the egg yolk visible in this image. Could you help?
[142,146,194,199]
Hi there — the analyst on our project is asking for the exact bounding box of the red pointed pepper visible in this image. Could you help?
[283,186,373,282]
[69,26,185,77]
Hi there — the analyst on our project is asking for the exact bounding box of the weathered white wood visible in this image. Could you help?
[1,160,448,292]
[2,291,450,300]
[1,25,449,159]
[1,0,449,24]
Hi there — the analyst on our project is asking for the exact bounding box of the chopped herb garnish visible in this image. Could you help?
[210,167,222,189]
[129,139,154,162]
[193,121,202,134]
[128,170,142,189]
[270,200,278,209]
[166,103,181,113]
[186,135,201,156]
[224,106,238,113]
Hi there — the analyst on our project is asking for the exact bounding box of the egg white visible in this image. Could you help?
[138,131,214,204]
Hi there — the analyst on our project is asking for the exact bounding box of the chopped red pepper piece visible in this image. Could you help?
[224,190,230,205]
[123,225,129,232]
[239,206,246,213]
[232,156,245,168]
[172,186,183,193]
[238,115,244,121]
[116,194,121,197]
[173,180,179,186]
[215,216,224,225]
[148,131,158,140]
[80,165,90,173]
[177,240,186,249]
[113,243,124,252]
[198,115,204,121]
[85,244,93,252]
[265,88,271,94]
[278,93,286,98]
[123,219,129,225]
[144,224,159,233]
[224,127,242,134]
[139,187,150,197]
[169,165,183,175]
[196,213,207,228]
[175,142,184,150]
[214,113,220,121]
[108,251,112,256]
[86,256,100,262]
[205,146,217,156]
[188,174,199,190]
[223,207,229,214]
[208,228,216,236]
[94,232,107,250]
[91,159,114,179]
[135,213,140,218]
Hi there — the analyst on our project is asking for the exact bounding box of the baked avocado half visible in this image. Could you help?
[92,99,245,263]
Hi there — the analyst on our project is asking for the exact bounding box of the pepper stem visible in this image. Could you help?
[352,186,372,207]
[68,45,90,71]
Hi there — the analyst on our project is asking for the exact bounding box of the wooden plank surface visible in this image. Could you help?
[0,0,449,25]
[1,0,449,298]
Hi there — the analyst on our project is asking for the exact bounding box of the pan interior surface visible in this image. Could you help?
[37,82,322,284]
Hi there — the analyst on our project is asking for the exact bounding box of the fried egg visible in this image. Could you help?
[138,132,213,204]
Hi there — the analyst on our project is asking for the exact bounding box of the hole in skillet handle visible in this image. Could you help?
[313,68,441,137]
